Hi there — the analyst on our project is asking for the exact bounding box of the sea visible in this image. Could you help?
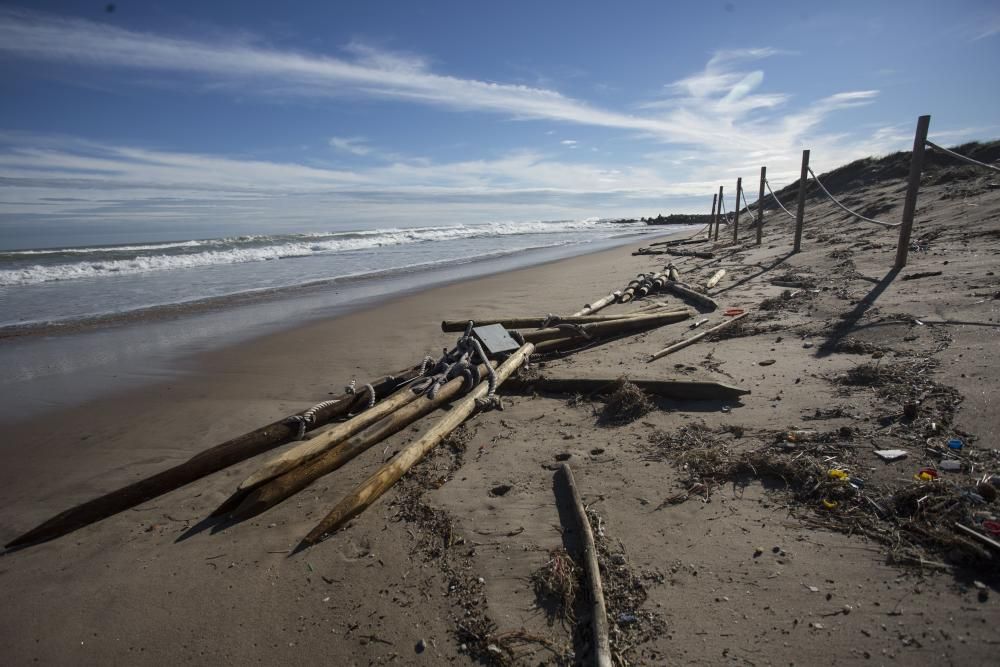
[0,218,682,418]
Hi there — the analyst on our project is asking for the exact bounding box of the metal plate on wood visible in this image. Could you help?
[472,324,520,356]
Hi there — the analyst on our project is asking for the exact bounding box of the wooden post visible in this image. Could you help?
[793,150,810,253]
[708,192,718,240]
[756,166,766,245]
[732,177,742,242]
[895,115,931,270]
[714,185,723,241]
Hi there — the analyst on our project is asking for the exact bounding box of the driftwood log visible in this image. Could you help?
[705,269,727,290]
[503,375,749,400]
[649,312,749,361]
[518,310,692,344]
[665,281,719,311]
[221,363,497,520]
[648,238,706,248]
[4,369,419,549]
[301,343,535,545]
[558,464,612,667]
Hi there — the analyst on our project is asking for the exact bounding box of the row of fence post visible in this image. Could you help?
[705,115,932,269]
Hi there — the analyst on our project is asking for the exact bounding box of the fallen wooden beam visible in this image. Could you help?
[519,310,692,344]
[222,363,497,521]
[558,464,612,667]
[3,368,419,549]
[440,312,666,332]
[705,269,727,290]
[665,281,719,311]
[666,249,714,259]
[649,312,749,361]
[503,375,749,400]
[300,343,534,545]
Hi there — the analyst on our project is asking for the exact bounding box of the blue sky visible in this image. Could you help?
[1,0,998,246]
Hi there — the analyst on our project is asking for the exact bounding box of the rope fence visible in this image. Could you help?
[806,166,899,228]
[764,179,796,219]
[925,140,1000,174]
[698,114,995,268]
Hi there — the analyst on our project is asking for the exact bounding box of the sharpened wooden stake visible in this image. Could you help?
[222,363,496,521]
[648,312,749,361]
[558,464,612,667]
[301,343,534,545]
[793,150,810,253]
[705,269,727,290]
[228,378,429,500]
[3,369,419,549]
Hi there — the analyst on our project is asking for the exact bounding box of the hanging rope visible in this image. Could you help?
[764,179,796,219]
[925,141,1000,174]
[807,166,900,228]
[741,187,755,215]
[718,192,729,224]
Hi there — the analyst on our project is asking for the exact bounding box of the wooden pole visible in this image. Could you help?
[714,185,724,241]
[793,150,810,253]
[558,464,612,667]
[573,291,621,317]
[732,177,742,242]
[231,379,428,497]
[708,192,718,240]
[648,312,749,361]
[223,363,496,520]
[519,310,692,344]
[301,343,535,545]
[3,369,419,549]
[895,115,931,270]
[756,166,766,245]
[441,312,679,332]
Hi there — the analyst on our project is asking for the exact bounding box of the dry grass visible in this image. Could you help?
[531,548,581,626]
[598,378,654,425]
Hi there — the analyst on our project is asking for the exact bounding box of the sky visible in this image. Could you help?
[0,0,998,247]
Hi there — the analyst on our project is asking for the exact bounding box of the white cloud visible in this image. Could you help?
[328,136,371,156]
[560,139,578,146]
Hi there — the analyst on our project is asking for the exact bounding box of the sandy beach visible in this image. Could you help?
[2,148,1000,665]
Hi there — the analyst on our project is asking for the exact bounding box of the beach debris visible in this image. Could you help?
[939,459,962,472]
[556,463,612,667]
[649,312,750,361]
[902,270,943,281]
[875,449,909,462]
[471,323,520,356]
[705,269,727,290]
[759,359,776,366]
[531,547,581,625]
[301,342,534,546]
[664,280,719,311]
[3,367,421,550]
[599,378,655,425]
[690,318,709,329]
[440,311,673,332]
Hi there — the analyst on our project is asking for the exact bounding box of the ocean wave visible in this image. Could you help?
[0,219,648,287]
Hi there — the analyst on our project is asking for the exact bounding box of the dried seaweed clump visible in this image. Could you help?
[599,378,654,425]
[531,548,581,625]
